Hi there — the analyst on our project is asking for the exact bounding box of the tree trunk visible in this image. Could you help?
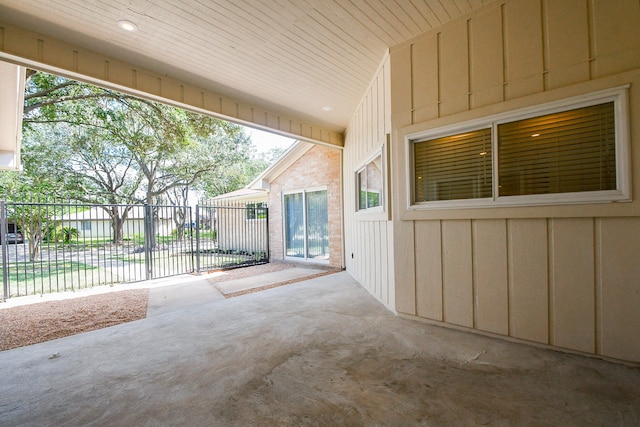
[28,233,41,261]
[19,213,44,262]
[107,205,131,244]
[173,207,185,240]
[111,215,124,244]
[145,196,157,249]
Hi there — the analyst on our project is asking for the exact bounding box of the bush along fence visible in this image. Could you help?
[0,199,269,301]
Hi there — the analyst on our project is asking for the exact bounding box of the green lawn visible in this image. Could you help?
[1,261,105,297]
[0,243,262,299]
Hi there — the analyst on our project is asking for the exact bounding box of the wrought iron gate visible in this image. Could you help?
[0,200,269,300]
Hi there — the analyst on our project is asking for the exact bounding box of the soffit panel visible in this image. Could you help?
[0,0,494,130]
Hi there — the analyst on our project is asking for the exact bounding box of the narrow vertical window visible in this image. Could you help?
[357,153,383,211]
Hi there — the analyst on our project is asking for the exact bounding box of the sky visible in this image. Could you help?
[187,127,295,204]
[246,127,296,154]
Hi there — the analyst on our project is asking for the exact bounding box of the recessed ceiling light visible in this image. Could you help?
[531,133,540,137]
[321,106,333,112]
[117,20,138,32]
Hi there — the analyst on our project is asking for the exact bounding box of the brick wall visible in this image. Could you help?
[268,144,343,268]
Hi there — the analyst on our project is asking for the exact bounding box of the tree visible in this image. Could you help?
[20,119,141,243]
[166,185,191,240]
[0,174,58,261]
[20,70,262,246]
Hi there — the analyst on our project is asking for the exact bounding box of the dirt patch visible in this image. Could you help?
[0,289,149,352]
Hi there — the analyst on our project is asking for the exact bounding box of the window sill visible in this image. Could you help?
[408,189,631,212]
[354,208,389,221]
[284,256,330,265]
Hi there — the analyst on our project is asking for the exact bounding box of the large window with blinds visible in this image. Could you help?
[410,87,630,208]
[498,103,615,196]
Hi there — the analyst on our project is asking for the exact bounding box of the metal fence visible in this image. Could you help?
[195,202,269,272]
[0,200,269,301]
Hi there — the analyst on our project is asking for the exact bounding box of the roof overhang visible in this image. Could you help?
[248,141,315,191]
[0,1,495,147]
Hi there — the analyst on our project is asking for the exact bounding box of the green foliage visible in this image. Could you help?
[20,70,259,205]
[195,230,217,240]
[17,70,268,246]
[46,226,79,244]
[43,223,58,243]
[44,223,80,244]
[6,203,62,261]
[1,261,98,290]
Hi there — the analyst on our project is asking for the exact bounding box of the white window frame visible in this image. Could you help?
[355,140,390,220]
[406,86,631,210]
[282,187,329,264]
[245,201,267,221]
[356,149,384,213]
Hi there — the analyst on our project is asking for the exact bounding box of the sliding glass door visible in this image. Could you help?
[284,190,328,261]
[284,192,305,258]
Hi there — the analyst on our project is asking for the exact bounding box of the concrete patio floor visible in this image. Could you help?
[0,271,639,426]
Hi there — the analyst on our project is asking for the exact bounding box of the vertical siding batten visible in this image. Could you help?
[594,217,602,356]
[547,218,555,346]
[467,18,472,110]
[500,3,507,102]
[540,0,549,92]
[586,0,595,80]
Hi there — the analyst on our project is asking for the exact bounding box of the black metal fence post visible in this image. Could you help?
[265,205,270,263]
[143,204,153,281]
[1,201,8,302]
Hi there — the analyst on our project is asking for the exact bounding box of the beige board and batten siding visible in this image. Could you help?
[343,55,395,308]
[389,0,640,363]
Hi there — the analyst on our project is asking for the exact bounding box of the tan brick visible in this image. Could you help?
[268,145,342,268]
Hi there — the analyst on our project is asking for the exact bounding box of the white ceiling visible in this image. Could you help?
[0,0,493,131]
